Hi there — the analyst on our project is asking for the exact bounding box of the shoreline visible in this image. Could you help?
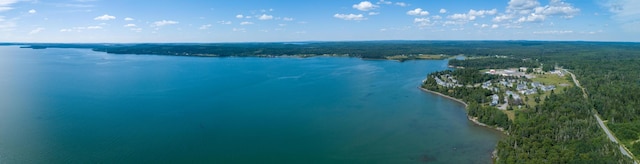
[418,86,506,133]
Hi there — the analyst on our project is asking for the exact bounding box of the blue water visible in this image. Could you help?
[0,46,501,163]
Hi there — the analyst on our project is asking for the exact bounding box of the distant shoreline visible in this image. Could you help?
[418,86,505,133]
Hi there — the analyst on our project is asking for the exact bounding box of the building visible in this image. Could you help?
[491,94,500,106]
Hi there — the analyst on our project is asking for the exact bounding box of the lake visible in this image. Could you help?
[0,46,501,163]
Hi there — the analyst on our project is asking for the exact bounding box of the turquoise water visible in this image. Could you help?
[0,46,501,163]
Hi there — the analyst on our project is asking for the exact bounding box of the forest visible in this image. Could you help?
[418,40,640,163]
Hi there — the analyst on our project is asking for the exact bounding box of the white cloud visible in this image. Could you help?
[28,27,44,35]
[497,0,579,23]
[468,9,498,17]
[601,0,640,32]
[124,24,136,27]
[395,2,408,7]
[87,26,102,29]
[0,0,18,12]
[353,1,379,11]
[533,30,573,34]
[94,14,116,21]
[258,14,273,20]
[240,21,254,25]
[236,14,244,19]
[28,9,36,14]
[124,17,134,21]
[407,8,429,16]
[448,13,476,21]
[218,21,231,24]
[533,0,580,18]
[439,8,447,14]
[334,13,366,20]
[232,28,245,32]
[414,17,432,27]
[491,24,499,28]
[492,14,513,22]
[432,15,442,19]
[517,13,546,22]
[369,12,379,15]
[282,17,294,21]
[377,0,391,5]
[153,20,178,26]
[507,0,540,14]
[199,24,212,30]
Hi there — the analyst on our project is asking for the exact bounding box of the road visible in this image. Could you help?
[563,69,636,161]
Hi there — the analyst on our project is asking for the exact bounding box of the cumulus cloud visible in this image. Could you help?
[353,1,378,11]
[495,0,579,23]
[94,14,116,20]
[491,24,499,28]
[258,14,273,20]
[240,21,254,25]
[124,17,134,21]
[218,20,232,24]
[395,2,408,7]
[507,0,540,14]
[448,13,475,21]
[199,24,212,30]
[369,12,379,15]
[334,13,366,20]
[517,13,546,22]
[469,9,498,17]
[282,17,294,21]
[153,20,178,26]
[407,8,429,16]
[414,17,432,27]
[236,14,244,19]
[28,9,36,14]
[439,8,447,14]
[124,24,136,27]
[87,26,102,29]
[28,27,44,35]
[377,0,391,5]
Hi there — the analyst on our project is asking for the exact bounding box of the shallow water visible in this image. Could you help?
[0,46,501,163]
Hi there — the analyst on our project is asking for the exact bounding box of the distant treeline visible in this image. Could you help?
[4,41,639,60]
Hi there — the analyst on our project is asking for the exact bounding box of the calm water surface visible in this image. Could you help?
[0,46,501,163]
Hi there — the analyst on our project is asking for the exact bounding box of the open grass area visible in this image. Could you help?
[532,74,572,86]
[503,110,516,121]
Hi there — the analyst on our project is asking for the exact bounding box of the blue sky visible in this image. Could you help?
[0,0,638,42]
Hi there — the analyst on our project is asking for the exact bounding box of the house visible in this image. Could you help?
[506,90,521,100]
[542,85,556,91]
[482,81,492,89]
[491,94,500,106]
[519,67,528,72]
[531,82,543,89]
[516,83,528,91]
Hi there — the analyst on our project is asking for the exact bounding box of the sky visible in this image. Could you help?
[0,0,638,43]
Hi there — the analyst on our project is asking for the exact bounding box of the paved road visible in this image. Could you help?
[563,69,636,161]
